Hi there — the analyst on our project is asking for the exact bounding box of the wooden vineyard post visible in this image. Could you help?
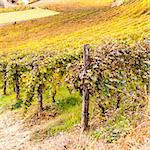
[15,68,20,100]
[2,64,7,95]
[82,44,90,131]
[37,84,43,113]
[3,70,7,95]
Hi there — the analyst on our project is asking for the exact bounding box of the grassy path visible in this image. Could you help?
[0,8,59,25]
[0,111,108,150]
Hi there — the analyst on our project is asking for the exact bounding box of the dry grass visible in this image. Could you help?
[115,116,150,150]
[53,0,113,6]
[118,96,150,150]
[1,110,149,150]
[0,6,31,13]
[31,0,113,7]
[0,8,59,25]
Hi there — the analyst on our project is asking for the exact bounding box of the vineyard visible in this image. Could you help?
[0,0,150,149]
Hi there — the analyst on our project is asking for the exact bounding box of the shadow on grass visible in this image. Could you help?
[56,96,81,112]
[11,99,23,110]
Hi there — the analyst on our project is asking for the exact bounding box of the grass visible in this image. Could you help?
[46,104,81,136]
[0,83,82,138]
[32,105,81,141]
[0,94,16,113]
[46,90,82,136]
[31,88,82,140]
[0,6,31,13]
[0,84,24,113]
[46,86,82,136]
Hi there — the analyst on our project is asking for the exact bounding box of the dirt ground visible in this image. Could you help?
[0,111,111,150]
[0,110,149,150]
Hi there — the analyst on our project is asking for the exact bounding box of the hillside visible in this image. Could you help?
[0,0,149,54]
[0,0,149,149]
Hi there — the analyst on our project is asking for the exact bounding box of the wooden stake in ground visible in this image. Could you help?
[15,67,20,100]
[82,44,90,131]
[2,64,7,95]
[37,84,43,113]
[3,70,7,95]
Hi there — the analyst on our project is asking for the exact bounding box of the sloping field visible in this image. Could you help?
[0,0,149,55]
[0,8,59,25]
